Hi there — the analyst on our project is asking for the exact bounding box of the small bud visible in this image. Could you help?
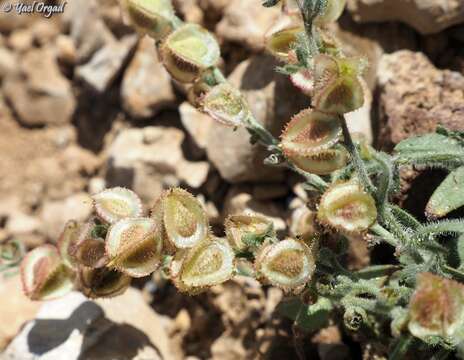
[408,273,464,344]
[265,15,303,61]
[255,238,317,293]
[161,24,220,83]
[154,188,209,249]
[289,147,349,175]
[225,214,274,252]
[106,218,163,277]
[315,0,347,24]
[201,82,251,127]
[21,245,74,301]
[344,306,367,331]
[280,109,342,157]
[317,181,377,234]
[57,220,81,269]
[119,0,176,40]
[78,267,131,299]
[93,187,143,224]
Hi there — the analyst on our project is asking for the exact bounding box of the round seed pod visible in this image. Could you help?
[408,273,464,344]
[289,147,349,175]
[93,187,143,224]
[106,217,163,277]
[178,238,235,290]
[21,245,75,301]
[73,237,108,269]
[265,15,303,61]
[161,24,220,83]
[280,109,342,157]
[153,188,209,250]
[78,267,131,299]
[120,0,176,40]
[57,220,81,269]
[255,238,317,293]
[201,82,251,127]
[225,214,275,252]
[315,0,347,24]
[290,68,314,96]
[317,181,377,234]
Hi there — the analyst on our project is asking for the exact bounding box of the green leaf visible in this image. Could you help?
[426,166,464,218]
[278,297,332,333]
[394,133,464,169]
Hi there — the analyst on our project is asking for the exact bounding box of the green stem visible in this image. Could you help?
[370,223,399,247]
[389,335,414,360]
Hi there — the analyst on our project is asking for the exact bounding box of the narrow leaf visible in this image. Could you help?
[426,166,464,218]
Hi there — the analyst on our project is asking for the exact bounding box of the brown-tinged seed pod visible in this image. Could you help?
[265,15,303,61]
[290,68,314,96]
[161,24,220,83]
[21,245,74,301]
[57,220,81,269]
[93,187,143,224]
[78,267,131,299]
[280,108,342,157]
[289,147,349,175]
[225,214,275,252]
[317,181,377,234]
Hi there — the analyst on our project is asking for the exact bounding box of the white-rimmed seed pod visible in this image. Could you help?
[161,24,220,83]
[106,217,163,277]
[290,68,314,96]
[93,187,143,224]
[289,147,349,175]
[119,0,176,40]
[289,206,317,238]
[317,181,377,234]
[21,245,74,301]
[255,238,316,293]
[265,15,303,61]
[280,109,342,157]
[408,273,464,344]
[178,238,235,290]
[201,82,251,127]
[225,214,274,252]
[57,220,81,269]
[78,267,131,299]
[73,237,108,269]
[154,188,209,250]
[315,0,347,25]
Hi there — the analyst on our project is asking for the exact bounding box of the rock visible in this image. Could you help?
[77,35,138,93]
[54,35,77,65]
[2,288,174,360]
[216,0,280,51]
[30,19,61,46]
[211,335,246,360]
[121,37,176,119]
[39,193,93,241]
[377,50,464,146]
[7,29,33,52]
[0,47,17,80]
[179,102,214,157]
[3,48,76,126]
[345,80,373,144]
[347,0,464,35]
[252,184,289,200]
[105,127,209,204]
[0,275,41,351]
[206,54,310,183]
[173,0,204,24]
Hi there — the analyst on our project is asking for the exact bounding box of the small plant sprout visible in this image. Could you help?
[19,0,464,357]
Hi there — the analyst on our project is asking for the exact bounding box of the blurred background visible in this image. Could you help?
[0,0,463,359]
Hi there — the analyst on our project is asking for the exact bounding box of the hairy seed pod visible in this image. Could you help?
[178,238,235,290]
[21,245,74,301]
[154,188,209,249]
[289,206,317,238]
[255,238,317,293]
[78,267,131,299]
[93,187,143,224]
[265,15,303,61]
[106,217,163,277]
[408,273,464,344]
[57,220,81,269]
[289,147,349,175]
[119,0,175,40]
[280,109,342,157]
[74,237,108,269]
[161,24,220,83]
[290,69,314,96]
[0,238,24,267]
[315,0,347,24]
[201,82,251,127]
[225,214,274,252]
[317,181,377,234]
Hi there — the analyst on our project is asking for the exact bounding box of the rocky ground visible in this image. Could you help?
[0,0,463,359]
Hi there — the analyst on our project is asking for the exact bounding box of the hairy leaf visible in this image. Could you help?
[426,167,464,219]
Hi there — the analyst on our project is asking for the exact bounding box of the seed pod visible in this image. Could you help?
[317,181,377,234]
[78,267,131,299]
[255,238,317,293]
[289,147,349,175]
[0,238,24,267]
[154,188,209,250]
[161,24,220,83]
[201,82,251,127]
[93,187,143,224]
[315,0,347,24]
[225,214,274,252]
[290,69,314,96]
[408,273,464,344]
[21,245,74,301]
[265,15,303,61]
[74,237,108,269]
[106,217,163,277]
[280,109,342,157]
[57,220,81,269]
[344,306,367,331]
[119,0,175,40]
[289,206,317,238]
[178,238,235,290]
